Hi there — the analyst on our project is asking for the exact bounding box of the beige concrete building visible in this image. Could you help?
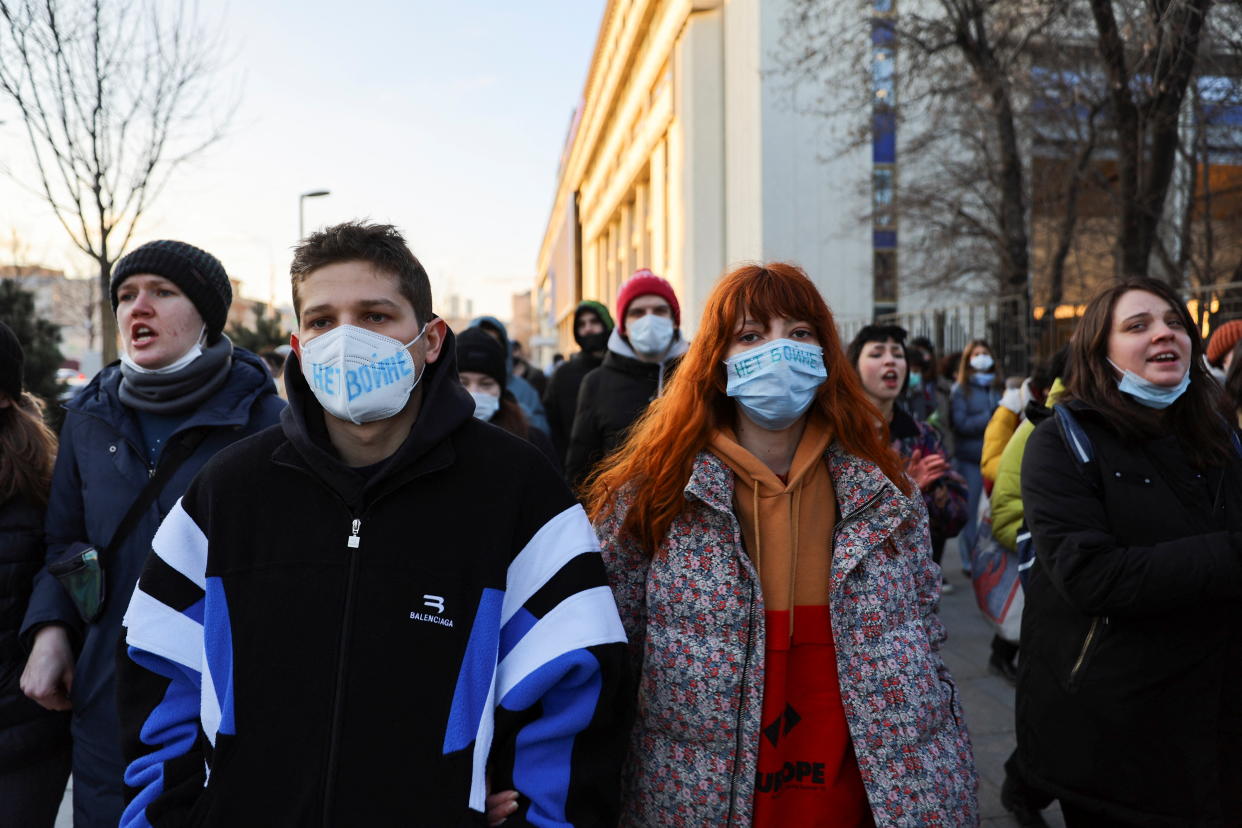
[533,0,873,361]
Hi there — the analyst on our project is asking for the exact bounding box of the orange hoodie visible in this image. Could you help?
[709,416,874,827]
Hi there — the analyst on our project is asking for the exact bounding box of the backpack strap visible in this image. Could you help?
[1052,404,1099,491]
[99,427,210,569]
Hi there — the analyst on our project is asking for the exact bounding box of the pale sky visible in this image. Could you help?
[0,1,605,321]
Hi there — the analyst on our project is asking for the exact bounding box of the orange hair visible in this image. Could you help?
[585,262,911,554]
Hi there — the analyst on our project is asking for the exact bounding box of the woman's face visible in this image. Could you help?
[726,315,819,359]
[459,371,500,397]
[856,338,906,405]
[1106,289,1191,387]
[116,275,204,369]
[969,343,991,362]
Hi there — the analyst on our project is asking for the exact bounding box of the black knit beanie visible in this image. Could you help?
[110,240,232,340]
[456,327,507,393]
[0,321,22,400]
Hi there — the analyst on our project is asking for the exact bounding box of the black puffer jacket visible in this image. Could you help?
[1018,399,1242,826]
[0,495,68,770]
[565,330,687,489]
[543,350,603,465]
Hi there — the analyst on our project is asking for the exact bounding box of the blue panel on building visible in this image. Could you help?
[874,230,897,249]
[872,20,894,45]
[873,111,896,163]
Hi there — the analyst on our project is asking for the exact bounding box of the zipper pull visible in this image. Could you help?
[347,518,361,549]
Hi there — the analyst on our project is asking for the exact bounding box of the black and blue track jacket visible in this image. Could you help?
[117,329,628,827]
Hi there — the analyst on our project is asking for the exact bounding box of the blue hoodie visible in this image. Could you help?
[468,316,549,432]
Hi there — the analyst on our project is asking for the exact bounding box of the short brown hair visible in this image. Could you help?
[1066,277,1231,469]
[290,222,433,325]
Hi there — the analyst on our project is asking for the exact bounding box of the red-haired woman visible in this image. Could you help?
[587,263,978,827]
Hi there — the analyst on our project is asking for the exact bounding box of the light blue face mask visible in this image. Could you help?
[1109,359,1190,409]
[724,339,827,431]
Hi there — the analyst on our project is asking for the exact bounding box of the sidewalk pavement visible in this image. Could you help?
[55,544,1062,828]
[938,539,1064,827]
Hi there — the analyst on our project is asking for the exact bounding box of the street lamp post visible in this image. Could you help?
[298,189,331,240]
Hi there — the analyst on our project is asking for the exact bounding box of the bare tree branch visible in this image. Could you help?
[0,0,236,362]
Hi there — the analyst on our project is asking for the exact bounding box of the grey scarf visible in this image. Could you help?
[118,335,234,414]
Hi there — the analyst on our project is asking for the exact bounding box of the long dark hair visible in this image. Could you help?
[490,392,530,440]
[955,338,1003,393]
[0,391,58,507]
[1066,277,1231,469]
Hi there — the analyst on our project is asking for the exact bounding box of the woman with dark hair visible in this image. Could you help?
[588,263,978,827]
[1018,278,1242,825]
[0,323,70,826]
[949,339,1003,570]
[456,326,560,471]
[846,325,967,584]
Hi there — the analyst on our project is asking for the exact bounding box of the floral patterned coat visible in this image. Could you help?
[597,443,979,827]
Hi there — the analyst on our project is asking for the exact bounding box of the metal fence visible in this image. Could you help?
[856,280,1242,378]
[875,295,1034,377]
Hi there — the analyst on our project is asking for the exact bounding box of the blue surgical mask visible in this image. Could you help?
[971,372,995,387]
[724,339,827,431]
[1109,359,1190,410]
[907,372,923,391]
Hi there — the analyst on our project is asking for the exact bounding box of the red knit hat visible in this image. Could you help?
[616,269,680,333]
[1207,319,1242,366]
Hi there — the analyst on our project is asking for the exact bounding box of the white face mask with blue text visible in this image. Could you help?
[300,323,428,424]
[724,339,828,431]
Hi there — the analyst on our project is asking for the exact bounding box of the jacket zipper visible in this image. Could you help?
[726,577,758,827]
[1068,616,1107,689]
[321,517,362,826]
[837,490,884,531]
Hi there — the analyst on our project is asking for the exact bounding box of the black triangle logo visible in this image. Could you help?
[783,704,801,735]
[763,717,782,747]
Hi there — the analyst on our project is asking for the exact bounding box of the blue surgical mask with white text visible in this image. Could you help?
[724,339,827,431]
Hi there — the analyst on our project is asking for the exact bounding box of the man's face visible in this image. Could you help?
[576,312,605,338]
[625,294,672,326]
[295,261,444,376]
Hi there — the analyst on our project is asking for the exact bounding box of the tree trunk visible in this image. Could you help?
[98,257,116,364]
[1090,0,1212,278]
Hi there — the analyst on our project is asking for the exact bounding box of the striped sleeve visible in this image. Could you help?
[445,498,628,827]
[498,503,628,827]
[117,498,215,828]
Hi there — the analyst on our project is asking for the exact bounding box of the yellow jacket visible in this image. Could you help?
[990,379,1066,551]
[980,406,1019,485]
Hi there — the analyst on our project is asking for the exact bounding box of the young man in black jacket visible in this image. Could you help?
[542,300,614,466]
[117,222,628,827]
[565,271,688,489]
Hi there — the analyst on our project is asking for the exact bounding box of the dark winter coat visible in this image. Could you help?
[1018,399,1242,825]
[0,495,69,771]
[543,349,604,464]
[565,330,688,489]
[20,349,283,809]
[949,382,1001,463]
[117,330,627,827]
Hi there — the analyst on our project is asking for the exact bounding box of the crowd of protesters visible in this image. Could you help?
[0,222,1236,827]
